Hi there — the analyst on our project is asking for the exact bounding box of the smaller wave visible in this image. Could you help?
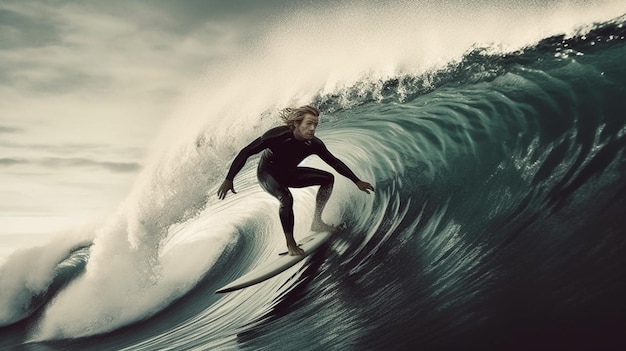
[0,238,91,327]
[25,197,247,342]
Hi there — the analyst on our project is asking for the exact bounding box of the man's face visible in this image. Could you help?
[294,114,319,140]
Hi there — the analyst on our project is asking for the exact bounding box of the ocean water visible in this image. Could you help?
[1,8,626,351]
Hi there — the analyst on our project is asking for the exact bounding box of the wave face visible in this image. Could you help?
[1,7,626,351]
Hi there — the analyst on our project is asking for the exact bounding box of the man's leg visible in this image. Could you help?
[258,170,304,255]
[288,167,337,232]
[312,182,333,228]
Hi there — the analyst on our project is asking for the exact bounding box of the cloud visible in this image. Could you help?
[0,126,22,134]
[0,0,278,196]
[0,1,253,96]
[0,0,304,237]
[0,158,27,166]
[0,6,62,50]
[0,140,122,154]
[40,158,141,173]
[0,157,140,173]
[0,1,245,169]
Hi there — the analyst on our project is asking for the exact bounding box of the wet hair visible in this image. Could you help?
[279,105,320,130]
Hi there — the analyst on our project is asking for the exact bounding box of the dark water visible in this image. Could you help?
[2,15,626,351]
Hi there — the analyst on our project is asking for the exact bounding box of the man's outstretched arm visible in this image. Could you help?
[316,141,375,194]
[218,137,266,199]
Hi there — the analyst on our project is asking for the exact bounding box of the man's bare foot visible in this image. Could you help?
[287,242,305,256]
[311,221,339,233]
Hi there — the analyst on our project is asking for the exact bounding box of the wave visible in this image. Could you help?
[1,5,626,351]
[0,243,89,327]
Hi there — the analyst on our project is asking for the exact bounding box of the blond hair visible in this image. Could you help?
[279,105,320,130]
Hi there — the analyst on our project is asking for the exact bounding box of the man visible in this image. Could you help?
[218,105,374,255]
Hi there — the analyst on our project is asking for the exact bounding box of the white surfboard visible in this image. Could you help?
[215,231,332,293]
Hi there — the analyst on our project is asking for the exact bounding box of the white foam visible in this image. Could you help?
[28,204,240,340]
[0,226,94,326]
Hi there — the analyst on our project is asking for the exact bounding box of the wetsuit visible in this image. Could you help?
[226,126,360,233]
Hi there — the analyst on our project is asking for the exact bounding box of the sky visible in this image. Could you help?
[0,0,304,247]
[1,0,625,256]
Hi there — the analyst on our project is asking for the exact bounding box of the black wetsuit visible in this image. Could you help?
[226,126,360,233]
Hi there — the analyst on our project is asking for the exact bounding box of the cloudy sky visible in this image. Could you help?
[0,0,308,248]
[1,0,625,255]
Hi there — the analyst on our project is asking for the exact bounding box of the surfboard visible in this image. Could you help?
[215,231,332,293]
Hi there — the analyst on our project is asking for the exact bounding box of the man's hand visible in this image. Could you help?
[217,180,237,200]
[356,181,375,194]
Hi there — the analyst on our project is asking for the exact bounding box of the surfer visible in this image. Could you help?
[218,105,374,256]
